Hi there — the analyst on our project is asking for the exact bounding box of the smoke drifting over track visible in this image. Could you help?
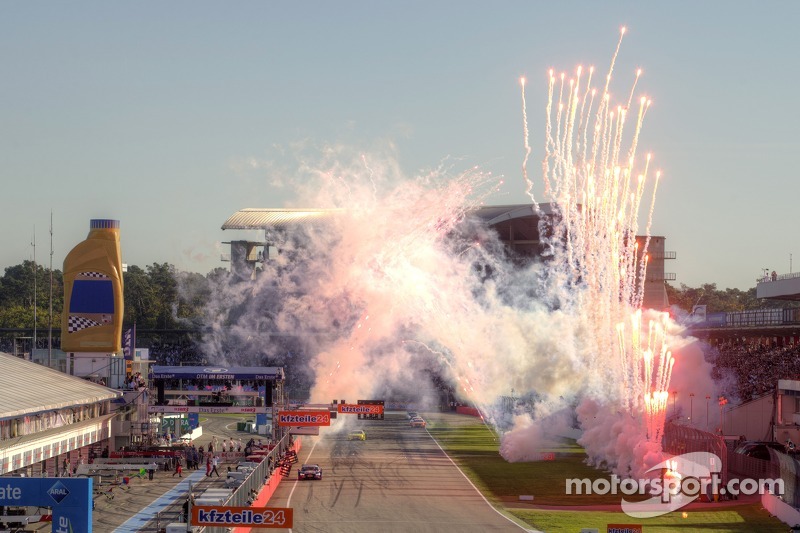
[191,29,716,478]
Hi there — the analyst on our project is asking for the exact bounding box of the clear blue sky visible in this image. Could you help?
[2,1,797,291]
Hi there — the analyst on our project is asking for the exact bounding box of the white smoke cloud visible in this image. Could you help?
[183,138,727,482]
[182,34,725,481]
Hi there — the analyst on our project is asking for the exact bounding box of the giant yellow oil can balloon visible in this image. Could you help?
[61,219,124,352]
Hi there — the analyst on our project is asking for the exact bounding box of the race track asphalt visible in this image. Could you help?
[267,411,532,533]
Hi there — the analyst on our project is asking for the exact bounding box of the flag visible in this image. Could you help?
[122,325,136,360]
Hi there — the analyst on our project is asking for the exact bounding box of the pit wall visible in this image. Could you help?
[761,491,800,528]
[181,426,203,442]
[231,437,302,533]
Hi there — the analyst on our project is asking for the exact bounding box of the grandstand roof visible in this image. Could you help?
[756,273,800,301]
[0,351,123,420]
[471,203,554,225]
[221,204,554,231]
[221,208,342,230]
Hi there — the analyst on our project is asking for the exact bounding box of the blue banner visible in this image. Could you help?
[0,477,92,532]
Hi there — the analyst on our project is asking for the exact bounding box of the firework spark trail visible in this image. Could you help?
[626,69,642,111]
[542,70,556,198]
[580,86,597,166]
[611,107,627,173]
[576,66,593,163]
[520,77,536,206]
[628,97,650,168]
[635,169,662,306]
[361,154,378,201]
[554,73,568,199]
[531,27,677,470]
[207,26,674,481]
[564,77,581,192]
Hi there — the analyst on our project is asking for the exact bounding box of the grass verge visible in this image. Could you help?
[426,414,787,532]
[511,506,787,533]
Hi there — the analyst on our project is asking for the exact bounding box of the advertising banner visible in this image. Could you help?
[277,410,331,427]
[0,477,92,532]
[148,405,268,414]
[337,403,384,415]
[608,525,642,533]
[192,505,292,528]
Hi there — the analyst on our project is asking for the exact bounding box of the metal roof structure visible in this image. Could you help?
[0,413,116,452]
[470,203,554,225]
[0,351,123,420]
[221,204,554,231]
[221,208,343,230]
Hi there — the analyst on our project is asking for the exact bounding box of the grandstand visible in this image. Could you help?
[757,271,800,301]
[220,205,676,311]
[694,276,800,443]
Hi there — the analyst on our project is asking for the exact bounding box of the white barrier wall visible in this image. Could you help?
[181,426,203,442]
[762,492,800,528]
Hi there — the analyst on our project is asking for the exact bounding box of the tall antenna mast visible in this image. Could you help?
[49,212,54,368]
[32,226,37,359]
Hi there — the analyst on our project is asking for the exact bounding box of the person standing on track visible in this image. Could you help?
[210,454,221,477]
[172,455,183,477]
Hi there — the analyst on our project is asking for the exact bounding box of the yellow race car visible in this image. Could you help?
[347,430,367,441]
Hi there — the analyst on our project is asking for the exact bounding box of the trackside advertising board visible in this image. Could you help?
[337,403,384,415]
[148,405,269,414]
[607,525,642,533]
[192,505,293,528]
[0,477,92,532]
[277,410,330,427]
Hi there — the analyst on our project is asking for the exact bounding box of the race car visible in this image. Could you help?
[409,417,427,428]
[298,464,323,480]
[347,430,367,441]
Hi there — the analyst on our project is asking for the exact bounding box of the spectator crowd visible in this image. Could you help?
[711,340,800,401]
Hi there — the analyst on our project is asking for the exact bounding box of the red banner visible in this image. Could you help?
[193,506,292,528]
[337,403,384,415]
[277,410,331,427]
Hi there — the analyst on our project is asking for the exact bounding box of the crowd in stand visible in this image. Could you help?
[123,372,148,391]
[146,338,199,365]
[4,330,800,407]
[132,336,800,405]
[711,341,800,401]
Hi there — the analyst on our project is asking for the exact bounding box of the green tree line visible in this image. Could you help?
[665,283,796,314]
[0,259,794,330]
[0,260,229,330]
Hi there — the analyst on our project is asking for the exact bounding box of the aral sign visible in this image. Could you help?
[0,478,92,532]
